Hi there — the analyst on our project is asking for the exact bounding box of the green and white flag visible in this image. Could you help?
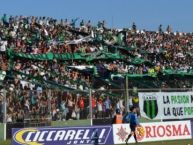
[0,71,6,81]
[65,36,92,44]
[113,31,125,46]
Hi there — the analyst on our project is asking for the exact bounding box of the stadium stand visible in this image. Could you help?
[0,14,193,123]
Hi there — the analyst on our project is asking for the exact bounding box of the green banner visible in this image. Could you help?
[163,69,193,76]
[7,49,126,62]
[15,52,54,60]
[6,49,193,78]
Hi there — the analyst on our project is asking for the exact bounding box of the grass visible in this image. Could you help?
[51,117,158,127]
[51,119,90,127]
[0,140,11,145]
[2,139,192,145]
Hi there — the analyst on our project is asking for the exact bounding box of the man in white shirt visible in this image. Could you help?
[0,71,6,85]
[0,40,7,52]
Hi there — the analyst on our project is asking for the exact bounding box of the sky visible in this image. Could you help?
[0,0,193,32]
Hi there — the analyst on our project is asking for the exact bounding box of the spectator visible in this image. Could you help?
[78,96,85,119]
[75,104,80,120]
[104,96,111,118]
[132,22,137,32]
[116,98,125,114]
[60,99,67,121]
[97,98,103,118]
[66,95,75,120]
[132,96,140,117]
[158,24,163,33]
[92,96,97,118]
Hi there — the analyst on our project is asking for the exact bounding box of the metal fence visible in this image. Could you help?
[1,87,193,125]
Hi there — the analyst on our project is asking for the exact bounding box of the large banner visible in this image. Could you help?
[113,121,191,144]
[139,92,193,120]
[12,126,113,145]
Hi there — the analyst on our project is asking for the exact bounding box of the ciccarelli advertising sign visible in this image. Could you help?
[113,121,192,144]
[139,92,193,120]
[12,126,113,145]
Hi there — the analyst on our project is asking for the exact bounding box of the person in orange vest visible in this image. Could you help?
[113,109,123,124]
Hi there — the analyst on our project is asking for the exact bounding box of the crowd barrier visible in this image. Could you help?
[11,120,192,145]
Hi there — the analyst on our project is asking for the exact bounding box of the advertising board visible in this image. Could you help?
[12,126,113,145]
[139,92,193,120]
[113,121,191,144]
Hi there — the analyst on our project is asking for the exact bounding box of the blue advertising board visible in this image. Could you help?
[12,126,113,145]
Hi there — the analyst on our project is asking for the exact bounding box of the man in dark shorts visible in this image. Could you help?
[125,106,140,144]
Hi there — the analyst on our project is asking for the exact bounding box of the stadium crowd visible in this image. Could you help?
[0,14,193,123]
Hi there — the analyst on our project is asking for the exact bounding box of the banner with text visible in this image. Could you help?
[113,121,191,144]
[12,126,113,145]
[139,92,193,120]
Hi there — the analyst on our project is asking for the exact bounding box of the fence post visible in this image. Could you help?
[159,88,163,122]
[125,74,129,112]
[89,88,93,126]
[3,89,7,124]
